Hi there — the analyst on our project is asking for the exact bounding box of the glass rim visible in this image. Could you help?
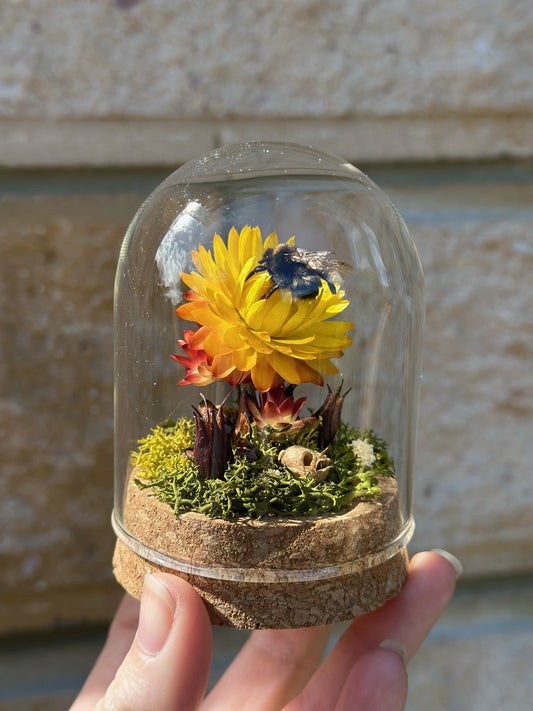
[112,508,414,583]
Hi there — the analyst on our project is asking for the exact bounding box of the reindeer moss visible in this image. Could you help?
[132,419,395,520]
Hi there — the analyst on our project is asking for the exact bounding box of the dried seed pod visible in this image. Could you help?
[234,386,253,439]
[192,406,212,478]
[278,445,332,482]
[192,397,233,479]
[314,383,351,449]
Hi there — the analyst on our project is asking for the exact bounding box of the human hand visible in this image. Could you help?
[70,550,460,711]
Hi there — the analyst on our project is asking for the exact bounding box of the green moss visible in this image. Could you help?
[133,417,395,520]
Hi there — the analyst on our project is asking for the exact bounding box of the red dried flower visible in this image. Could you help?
[247,386,315,434]
[171,330,216,386]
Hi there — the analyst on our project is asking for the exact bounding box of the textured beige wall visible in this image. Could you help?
[1,0,531,118]
[0,1,532,709]
[0,195,132,632]
[1,0,532,165]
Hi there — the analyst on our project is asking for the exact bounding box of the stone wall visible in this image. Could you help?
[0,2,532,709]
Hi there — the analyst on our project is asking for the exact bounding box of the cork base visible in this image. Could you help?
[113,538,408,628]
[113,474,409,628]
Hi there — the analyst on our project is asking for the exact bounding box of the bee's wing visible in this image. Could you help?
[293,247,315,264]
[332,260,352,277]
[304,250,352,276]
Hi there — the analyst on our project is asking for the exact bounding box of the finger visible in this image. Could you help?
[285,550,459,711]
[69,594,140,711]
[338,550,460,661]
[202,625,331,711]
[94,573,213,711]
[334,645,408,711]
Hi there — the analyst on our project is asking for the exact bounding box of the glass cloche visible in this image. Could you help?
[112,141,425,629]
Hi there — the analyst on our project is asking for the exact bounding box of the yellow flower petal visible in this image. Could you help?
[256,292,296,333]
[307,357,340,376]
[203,328,232,356]
[227,226,241,266]
[251,357,278,391]
[212,353,237,378]
[233,347,258,372]
[236,253,253,282]
[246,331,272,354]
[263,231,279,251]
[267,351,306,384]
[212,233,228,273]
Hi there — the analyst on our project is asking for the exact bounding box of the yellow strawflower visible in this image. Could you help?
[177,226,353,392]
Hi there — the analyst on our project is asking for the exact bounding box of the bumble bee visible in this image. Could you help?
[247,242,350,300]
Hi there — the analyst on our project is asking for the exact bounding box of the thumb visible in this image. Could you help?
[95,573,213,711]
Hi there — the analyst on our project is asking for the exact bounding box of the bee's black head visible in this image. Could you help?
[260,243,297,265]
[259,247,275,262]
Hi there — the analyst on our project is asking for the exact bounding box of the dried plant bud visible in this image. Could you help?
[214,402,233,475]
[192,397,233,479]
[234,386,253,439]
[314,384,350,449]
[192,405,213,479]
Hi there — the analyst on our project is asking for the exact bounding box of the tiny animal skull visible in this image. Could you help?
[278,446,332,482]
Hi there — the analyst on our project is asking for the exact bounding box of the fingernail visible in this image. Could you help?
[431,549,463,579]
[137,574,176,655]
[379,639,408,669]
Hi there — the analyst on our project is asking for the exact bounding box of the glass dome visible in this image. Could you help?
[112,141,425,628]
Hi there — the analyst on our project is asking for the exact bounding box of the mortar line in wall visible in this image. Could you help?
[1,160,533,199]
